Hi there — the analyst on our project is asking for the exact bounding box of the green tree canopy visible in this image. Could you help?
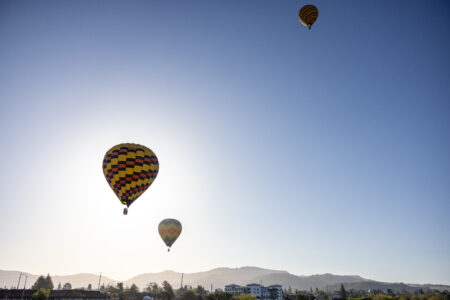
[145,282,160,297]
[232,294,257,300]
[45,275,54,290]
[196,286,206,296]
[62,283,72,290]
[117,283,124,292]
[32,288,50,300]
[162,281,175,300]
[130,284,139,294]
[31,275,54,290]
[296,295,309,300]
[205,292,232,300]
[340,284,347,300]
[182,290,197,300]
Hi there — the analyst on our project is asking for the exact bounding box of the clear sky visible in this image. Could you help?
[0,0,449,285]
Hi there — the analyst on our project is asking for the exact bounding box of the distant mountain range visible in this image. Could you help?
[1,267,449,293]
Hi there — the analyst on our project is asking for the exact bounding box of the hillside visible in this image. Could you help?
[1,267,449,293]
[0,270,115,290]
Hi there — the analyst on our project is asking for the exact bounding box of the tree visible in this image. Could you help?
[176,285,187,298]
[130,284,139,294]
[32,288,50,300]
[31,275,54,290]
[232,295,257,300]
[182,290,197,300]
[45,275,54,290]
[205,292,233,300]
[340,284,347,300]
[196,286,206,296]
[57,283,61,290]
[146,282,160,298]
[162,281,175,300]
[296,295,309,300]
[105,284,118,293]
[373,294,392,300]
[87,284,92,290]
[117,283,124,292]
[63,283,72,290]
[316,290,327,297]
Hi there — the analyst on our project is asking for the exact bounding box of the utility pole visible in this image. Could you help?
[98,273,102,291]
[21,275,28,300]
[17,272,23,290]
[180,273,184,289]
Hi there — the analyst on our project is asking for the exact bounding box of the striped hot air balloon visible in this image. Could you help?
[103,143,159,215]
[158,219,182,251]
[299,5,319,30]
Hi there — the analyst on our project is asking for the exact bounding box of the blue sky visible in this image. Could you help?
[0,0,449,284]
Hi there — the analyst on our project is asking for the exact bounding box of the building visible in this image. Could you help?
[225,284,249,296]
[224,284,283,300]
[265,285,282,300]
[247,284,261,298]
[0,289,110,300]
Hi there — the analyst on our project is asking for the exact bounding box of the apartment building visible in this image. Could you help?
[224,284,283,300]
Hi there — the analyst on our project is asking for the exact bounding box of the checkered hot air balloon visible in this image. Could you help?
[299,5,319,30]
[103,143,159,215]
[158,219,182,251]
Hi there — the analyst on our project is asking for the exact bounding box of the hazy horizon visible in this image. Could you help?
[2,266,450,288]
[1,266,365,279]
[1,0,449,285]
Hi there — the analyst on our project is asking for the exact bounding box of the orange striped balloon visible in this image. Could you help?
[299,5,319,30]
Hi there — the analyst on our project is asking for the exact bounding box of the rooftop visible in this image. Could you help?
[0,290,110,299]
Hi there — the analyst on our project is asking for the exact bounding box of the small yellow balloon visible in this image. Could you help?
[158,219,182,251]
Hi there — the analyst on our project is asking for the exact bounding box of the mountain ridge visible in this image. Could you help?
[1,267,449,293]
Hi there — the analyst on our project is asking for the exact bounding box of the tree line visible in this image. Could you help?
[285,284,449,300]
[30,274,74,291]
[11,274,450,300]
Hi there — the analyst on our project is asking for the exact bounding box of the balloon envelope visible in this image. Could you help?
[103,143,159,209]
[158,219,182,249]
[299,5,319,29]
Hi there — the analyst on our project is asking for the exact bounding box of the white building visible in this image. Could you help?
[224,284,283,300]
[266,285,283,300]
[247,284,261,298]
[225,284,249,296]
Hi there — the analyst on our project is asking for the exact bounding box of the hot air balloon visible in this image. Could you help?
[299,5,318,29]
[103,143,159,215]
[158,219,182,251]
